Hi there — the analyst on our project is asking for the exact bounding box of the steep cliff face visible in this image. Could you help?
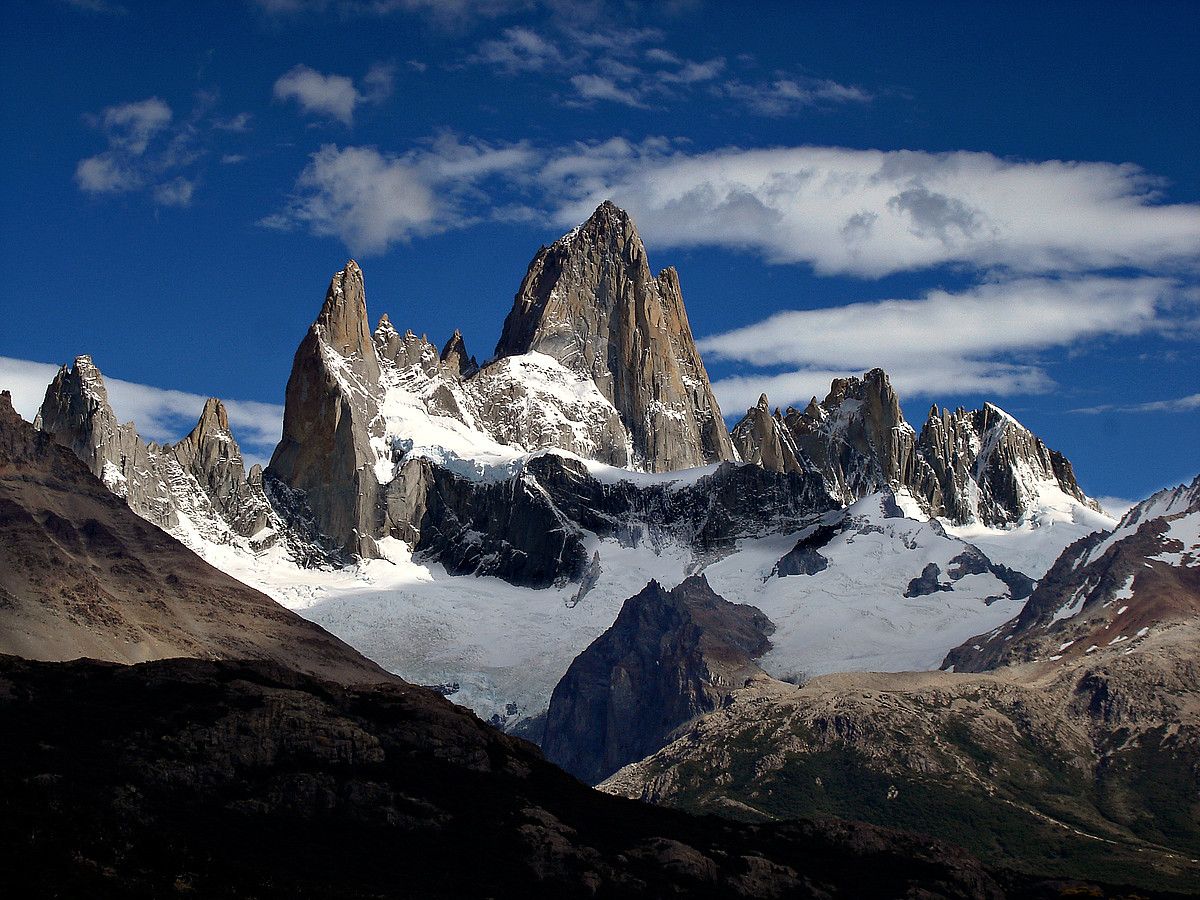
[34,357,280,552]
[732,371,1100,527]
[916,403,1100,526]
[730,393,805,474]
[541,575,773,785]
[267,261,383,558]
[495,201,735,472]
[35,355,177,529]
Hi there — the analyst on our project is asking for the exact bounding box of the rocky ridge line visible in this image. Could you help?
[731,368,1101,526]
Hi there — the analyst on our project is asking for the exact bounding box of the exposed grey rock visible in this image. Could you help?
[35,355,176,529]
[730,393,804,474]
[772,523,839,578]
[905,563,952,597]
[34,357,281,552]
[440,328,478,378]
[267,260,383,558]
[394,455,837,588]
[495,200,736,472]
[916,402,1100,526]
[732,371,1100,526]
[542,574,773,784]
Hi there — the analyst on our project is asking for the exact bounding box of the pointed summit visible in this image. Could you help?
[316,261,378,375]
[269,261,384,557]
[440,328,477,378]
[193,397,230,435]
[494,201,735,472]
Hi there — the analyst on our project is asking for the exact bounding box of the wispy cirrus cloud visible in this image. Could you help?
[0,356,284,465]
[1071,393,1200,415]
[75,94,253,208]
[464,23,864,114]
[695,276,1188,412]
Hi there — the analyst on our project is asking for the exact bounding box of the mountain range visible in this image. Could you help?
[4,200,1196,895]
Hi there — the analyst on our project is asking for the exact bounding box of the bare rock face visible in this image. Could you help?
[267,261,383,558]
[541,574,773,784]
[916,403,1100,526]
[439,328,478,378]
[34,357,279,551]
[730,393,804,474]
[35,355,177,529]
[169,397,276,541]
[495,201,736,472]
[732,371,1099,526]
[784,369,929,504]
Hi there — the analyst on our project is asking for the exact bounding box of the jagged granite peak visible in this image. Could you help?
[315,260,379,374]
[35,355,178,529]
[170,397,276,541]
[916,401,1101,526]
[34,358,282,551]
[440,328,478,379]
[268,261,384,558]
[734,369,1101,526]
[494,200,736,472]
[541,574,773,784]
[730,391,803,475]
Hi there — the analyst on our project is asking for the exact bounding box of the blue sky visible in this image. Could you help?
[1,0,1197,507]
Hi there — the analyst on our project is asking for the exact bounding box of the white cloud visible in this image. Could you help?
[1072,392,1200,415]
[473,27,566,73]
[0,356,284,465]
[658,56,725,84]
[212,111,253,132]
[75,154,138,193]
[74,95,243,207]
[62,0,127,15]
[720,77,870,115]
[541,142,1200,277]
[569,73,647,108]
[152,177,196,207]
[97,97,173,154]
[268,135,1200,281]
[272,63,394,126]
[262,137,536,254]
[273,66,361,125]
[1095,496,1137,517]
[696,276,1185,413]
[75,98,177,196]
[252,0,534,19]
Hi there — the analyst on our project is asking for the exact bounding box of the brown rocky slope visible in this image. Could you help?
[0,390,387,685]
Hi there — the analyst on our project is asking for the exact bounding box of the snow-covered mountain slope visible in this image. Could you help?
[703,493,1036,678]
[945,473,1200,673]
[180,488,1044,729]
